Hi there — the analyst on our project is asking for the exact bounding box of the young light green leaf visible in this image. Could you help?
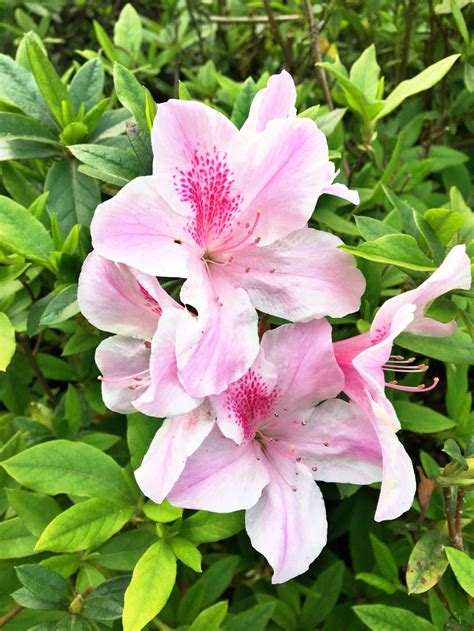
[180,510,245,544]
[2,439,135,504]
[113,63,148,131]
[355,216,400,241]
[123,540,177,631]
[349,44,381,101]
[231,76,258,128]
[341,234,435,271]
[59,122,88,146]
[69,59,104,112]
[406,530,450,594]
[93,20,119,63]
[36,498,134,552]
[353,605,437,631]
[0,196,53,267]
[222,602,276,631]
[0,312,15,372]
[449,0,470,45]
[0,517,37,559]
[189,601,228,631]
[424,208,466,245]
[375,54,460,119]
[114,4,143,57]
[6,488,61,536]
[444,547,474,597]
[170,536,202,572]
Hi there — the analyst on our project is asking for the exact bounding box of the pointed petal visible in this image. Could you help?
[322,182,360,205]
[292,399,382,484]
[175,263,259,397]
[230,228,366,320]
[167,427,269,511]
[260,320,344,413]
[371,245,471,340]
[95,335,150,413]
[241,70,296,133]
[133,309,204,418]
[78,251,175,339]
[91,175,193,277]
[134,404,214,504]
[246,457,327,584]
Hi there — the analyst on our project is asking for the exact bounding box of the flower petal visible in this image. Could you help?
[260,320,344,413]
[241,70,296,133]
[175,263,259,397]
[91,175,193,277]
[246,457,327,584]
[293,399,383,484]
[371,244,471,340]
[95,335,150,414]
[78,251,175,339]
[321,163,359,205]
[134,403,214,504]
[133,309,204,418]
[167,427,269,511]
[230,228,366,320]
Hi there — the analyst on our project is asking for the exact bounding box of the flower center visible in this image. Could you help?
[383,354,439,392]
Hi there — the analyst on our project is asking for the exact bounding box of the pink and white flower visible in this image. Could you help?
[78,251,203,416]
[135,321,383,583]
[334,245,471,521]
[91,71,365,398]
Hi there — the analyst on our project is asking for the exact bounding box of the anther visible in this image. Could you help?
[296,456,302,462]
[324,442,329,447]
[245,266,250,273]
[312,466,318,472]
[254,237,261,244]
[144,340,152,348]
[291,486,297,492]
[270,268,275,273]
[97,376,104,381]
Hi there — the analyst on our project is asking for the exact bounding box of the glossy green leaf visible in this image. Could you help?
[394,402,455,434]
[424,209,466,245]
[354,605,437,630]
[6,488,61,536]
[69,58,104,112]
[0,312,15,372]
[40,285,79,326]
[396,331,474,364]
[15,564,73,604]
[96,528,157,571]
[180,510,245,544]
[122,540,177,631]
[113,63,148,131]
[170,536,202,572]
[349,44,381,101]
[0,517,37,558]
[189,601,228,631]
[445,547,474,597]
[341,234,435,271]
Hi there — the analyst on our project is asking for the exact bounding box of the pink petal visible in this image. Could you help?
[167,427,270,511]
[91,175,193,277]
[175,262,259,397]
[407,317,457,337]
[95,335,150,413]
[321,162,359,205]
[78,251,175,339]
[134,403,214,504]
[133,309,204,418]
[241,70,296,133]
[292,399,382,484]
[260,320,344,413]
[151,99,240,226]
[211,349,279,444]
[371,245,471,341]
[229,228,366,320]
[246,456,327,584]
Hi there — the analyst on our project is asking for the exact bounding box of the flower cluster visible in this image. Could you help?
[78,71,471,583]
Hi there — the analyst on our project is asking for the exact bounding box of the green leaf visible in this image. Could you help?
[0,196,53,267]
[0,53,53,124]
[299,561,344,628]
[355,572,398,594]
[82,576,127,621]
[40,285,79,326]
[353,605,437,631]
[180,510,245,544]
[315,107,347,136]
[406,530,450,594]
[375,55,460,119]
[45,160,100,237]
[393,402,455,434]
[178,556,239,625]
[0,312,15,372]
[170,536,202,572]
[189,601,228,631]
[114,3,143,57]
[382,186,420,238]
[396,331,474,364]
[11,587,60,611]
[222,602,276,631]
[341,234,435,271]
[36,498,134,552]
[445,547,474,597]
[1,162,40,207]
[41,554,81,579]
[143,499,183,523]
[449,0,470,45]
[96,528,157,570]
[69,59,104,112]
[2,439,135,504]
[349,44,381,101]
[94,20,119,63]
[70,143,141,186]
[113,63,148,131]
[25,34,74,125]
[59,122,88,146]
[0,517,37,558]
[414,214,445,266]
[15,564,72,604]
[424,209,466,245]
[122,540,177,631]
[179,80,192,100]
[6,488,61,536]
[127,412,162,470]
[370,534,398,582]
[231,77,257,128]
[355,216,400,241]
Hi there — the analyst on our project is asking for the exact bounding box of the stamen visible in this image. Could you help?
[212,209,262,255]
[385,377,439,392]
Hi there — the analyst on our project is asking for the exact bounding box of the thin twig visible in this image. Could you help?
[399,0,416,81]
[0,606,23,628]
[302,0,333,109]
[16,332,57,407]
[209,14,301,24]
[262,0,293,69]
[185,0,205,62]
[443,487,456,545]
[453,487,465,551]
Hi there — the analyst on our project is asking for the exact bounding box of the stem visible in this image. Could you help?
[0,606,23,628]
[16,333,57,407]
[210,14,301,24]
[399,0,416,81]
[453,487,465,551]
[443,487,458,548]
[262,0,293,69]
[185,0,205,62]
[302,0,333,109]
